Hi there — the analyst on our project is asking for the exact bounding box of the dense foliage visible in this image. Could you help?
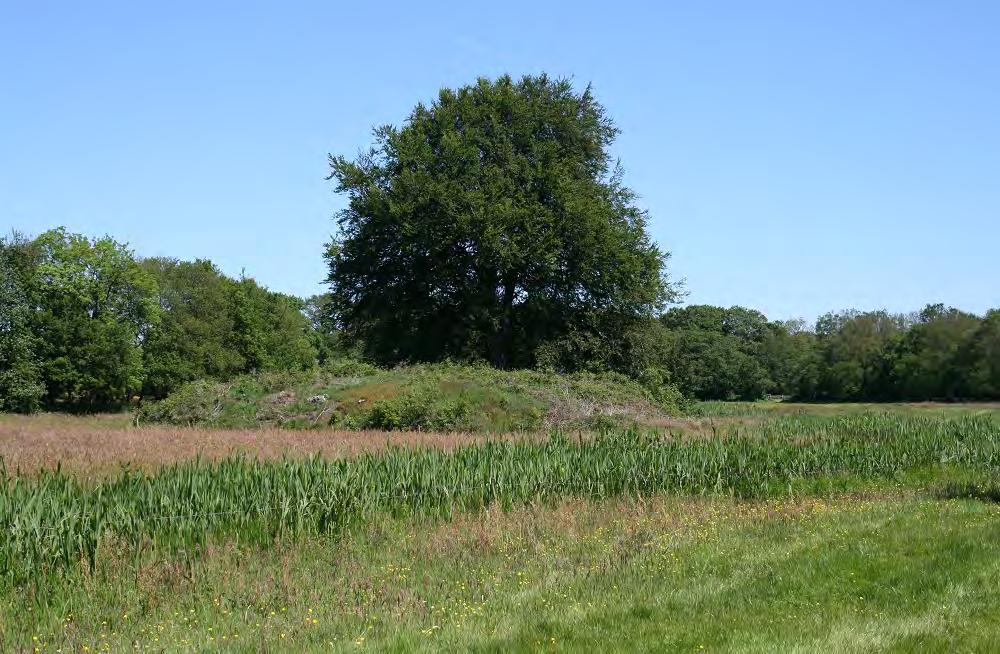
[324,74,675,370]
[140,257,317,399]
[0,230,318,411]
[655,306,776,400]
[652,304,1000,402]
[0,234,45,412]
[803,304,1000,402]
[3,225,999,412]
[3,222,998,413]
[1,229,160,411]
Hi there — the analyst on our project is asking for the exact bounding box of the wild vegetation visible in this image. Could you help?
[3,73,1000,650]
[4,411,999,584]
[3,225,998,421]
[324,75,675,371]
[6,491,1000,651]
[652,303,1000,402]
[0,407,1000,651]
[0,230,317,413]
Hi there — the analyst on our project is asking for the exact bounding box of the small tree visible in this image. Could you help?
[325,74,675,369]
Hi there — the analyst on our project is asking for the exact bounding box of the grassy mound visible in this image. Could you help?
[137,361,688,432]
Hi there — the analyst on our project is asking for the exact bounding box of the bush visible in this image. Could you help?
[0,359,45,413]
[322,357,382,378]
[352,392,434,430]
[137,380,227,426]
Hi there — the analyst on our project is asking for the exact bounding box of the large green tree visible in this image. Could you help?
[0,233,45,411]
[23,228,160,411]
[325,74,674,369]
[889,304,980,400]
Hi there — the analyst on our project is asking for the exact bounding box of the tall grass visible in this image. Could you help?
[3,412,999,586]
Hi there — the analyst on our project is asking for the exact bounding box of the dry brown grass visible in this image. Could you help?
[0,411,763,479]
[0,413,543,478]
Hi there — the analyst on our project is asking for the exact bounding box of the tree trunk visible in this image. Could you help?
[493,280,515,369]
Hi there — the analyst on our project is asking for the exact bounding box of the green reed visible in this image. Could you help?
[3,412,999,586]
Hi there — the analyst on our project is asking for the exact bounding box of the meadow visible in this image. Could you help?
[3,403,1000,651]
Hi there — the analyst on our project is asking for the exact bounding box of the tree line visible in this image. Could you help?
[0,228,323,412]
[3,226,996,413]
[2,75,997,412]
[647,304,999,402]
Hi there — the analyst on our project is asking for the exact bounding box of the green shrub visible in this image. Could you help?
[322,357,382,378]
[137,380,226,426]
[353,392,431,430]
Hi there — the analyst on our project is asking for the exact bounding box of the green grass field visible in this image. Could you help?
[10,493,1000,652]
[5,403,1000,652]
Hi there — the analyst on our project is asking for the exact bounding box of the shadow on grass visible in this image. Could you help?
[933,481,1000,503]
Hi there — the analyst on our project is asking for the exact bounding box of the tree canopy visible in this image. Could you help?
[656,306,774,400]
[632,303,1000,403]
[0,229,321,411]
[2,226,998,410]
[325,74,674,369]
[8,228,160,411]
[0,233,45,412]
[141,258,317,399]
[2,78,999,413]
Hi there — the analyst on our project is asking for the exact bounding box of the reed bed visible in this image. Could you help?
[2,412,999,586]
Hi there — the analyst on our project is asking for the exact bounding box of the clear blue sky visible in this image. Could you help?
[3,1,998,322]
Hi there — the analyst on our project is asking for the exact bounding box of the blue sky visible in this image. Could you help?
[2,1,998,322]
